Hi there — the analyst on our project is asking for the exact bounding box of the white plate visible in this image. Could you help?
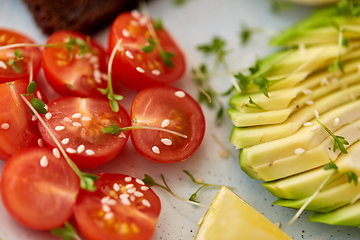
[0,0,358,239]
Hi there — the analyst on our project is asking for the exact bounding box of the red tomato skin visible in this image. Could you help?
[0,147,80,230]
[108,11,186,91]
[42,30,109,97]
[38,97,131,169]
[0,28,42,83]
[0,79,45,160]
[131,86,206,163]
[74,173,161,240]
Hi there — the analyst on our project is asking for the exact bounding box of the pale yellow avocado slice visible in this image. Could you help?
[195,186,292,240]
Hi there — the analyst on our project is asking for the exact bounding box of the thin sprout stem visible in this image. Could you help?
[0,42,66,51]
[287,172,334,226]
[125,125,187,138]
[20,95,84,181]
[107,38,123,94]
[28,59,33,83]
[222,58,241,92]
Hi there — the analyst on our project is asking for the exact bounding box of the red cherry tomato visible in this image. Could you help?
[131,86,205,163]
[38,97,131,169]
[0,147,80,230]
[42,30,109,97]
[0,28,42,83]
[0,79,45,160]
[74,173,161,240]
[108,11,186,91]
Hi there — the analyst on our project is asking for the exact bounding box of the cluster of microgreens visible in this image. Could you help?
[6,49,24,73]
[142,170,230,208]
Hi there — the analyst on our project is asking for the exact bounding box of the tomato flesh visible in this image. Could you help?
[108,11,186,91]
[131,86,205,163]
[74,173,161,240]
[42,30,109,97]
[0,28,42,83]
[0,147,80,230]
[38,97,131,169]
[0,79,45,160]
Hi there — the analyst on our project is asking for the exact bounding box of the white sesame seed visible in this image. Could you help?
[151,69,160,75]
[136,67,145,73]
[303,122,313,127]
[102,204,111,212]
[125,176,132,182]
[120,193,129,199]
[36,91,42,100]
[38,138,44,147]
[107,199,117,206]
[141,186,149,191]
[93,69,102,84]
[152,146,160,154]
[302,89,312,95]
[125,50,134,59]
[101,196,110,204]
[55,126,65,131]
[113,183,120,192]
[6,52,14,58]
[104,212,114,220]
[175,91,185,98]
[86,149,95,155]
[333,117,340,127]
[295,148,305,155]
[45,112,52,120]
[73,122,82,127]
[66,148,76,154]
[136,179,145,185]
[81,116,91,121]
[122,29,130,37]
[127,187,136,194]
[44,105,48,111]
[121,197,131,206]
[142,199,151,207]
[89,55,99,64]
[129,19,139,26]
[314,110,320,119]
[72,113,82,118]
[131,10,141,19]
[84,53,92,59]
[161,138,172,146]
[311,126,319,132]
[52,148,60,158]
[64,117,72,123]
[32,115,38,121]
[61,138,70,144]
[77,145,85,153]
[134,191,144,197]
[305,100,314,105]
[1,123,9,130]
[125,184,134,189]
[119,132,126,138]
[0,61,7,69]
[40,156,48,167]
[161,119,170,128]
[139,16,148,26]
[321,77,329,86]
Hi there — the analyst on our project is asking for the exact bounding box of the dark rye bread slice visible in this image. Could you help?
[22,0,139,34]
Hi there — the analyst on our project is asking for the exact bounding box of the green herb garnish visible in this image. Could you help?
[22,82,47,114]
[317,120,349,154]
[245,97,266,111]
[7,49,24,73]
[51,221,81,240]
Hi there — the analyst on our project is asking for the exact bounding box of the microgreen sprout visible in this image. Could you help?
[182,170,230,203]
[6,49,24,73]
[97,38,124,112]
[51,221,81,240]
[102,123,188,139]
[142,174,211,208]
[139,1,176,68]
[287,159,358,226]
[337,0,360,17]
[173,0,190,6]
[245,97,266,111]
[268,0,293,12]
[240,23,279,45]
[328,25,347,73]
[22,82,47,114]
[64,35,94,61]
[153,18,163,30]
[20,94,99,191]
[317,120,349,154]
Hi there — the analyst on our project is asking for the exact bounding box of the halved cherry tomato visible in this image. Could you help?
[0,147,80,230]
[108,11,186,91]
[131,86,205,163]
[74,173,161,240]
[0,79,45,160]
[38,97,131,169]
[42,30,109,97]
[0,28,42,83]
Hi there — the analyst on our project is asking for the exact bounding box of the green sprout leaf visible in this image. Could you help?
[102,123,122,135]
[51,221,81,240]
[141,38,156,53]
[27,81,36,95]
[80,173,100,192]
[245,97,266,110]
[317,120,349,154]
[153,18,163,30]
[324,159,338,171]
[160,51,175,68]
[23,82,47,115]
[6,49,24,74]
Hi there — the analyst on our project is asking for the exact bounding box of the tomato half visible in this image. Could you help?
[74,173,161,240]
[0,79,45,160]
[0,147,80,230]
[38,97,131,169]
[0,28,42,83]
[108,11,186,91]
[42,30,109,97]
[131,86,205,163]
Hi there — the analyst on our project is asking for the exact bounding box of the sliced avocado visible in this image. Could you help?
[309,201,360,226]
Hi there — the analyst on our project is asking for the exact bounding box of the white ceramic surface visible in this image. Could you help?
[0,0,359,240]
